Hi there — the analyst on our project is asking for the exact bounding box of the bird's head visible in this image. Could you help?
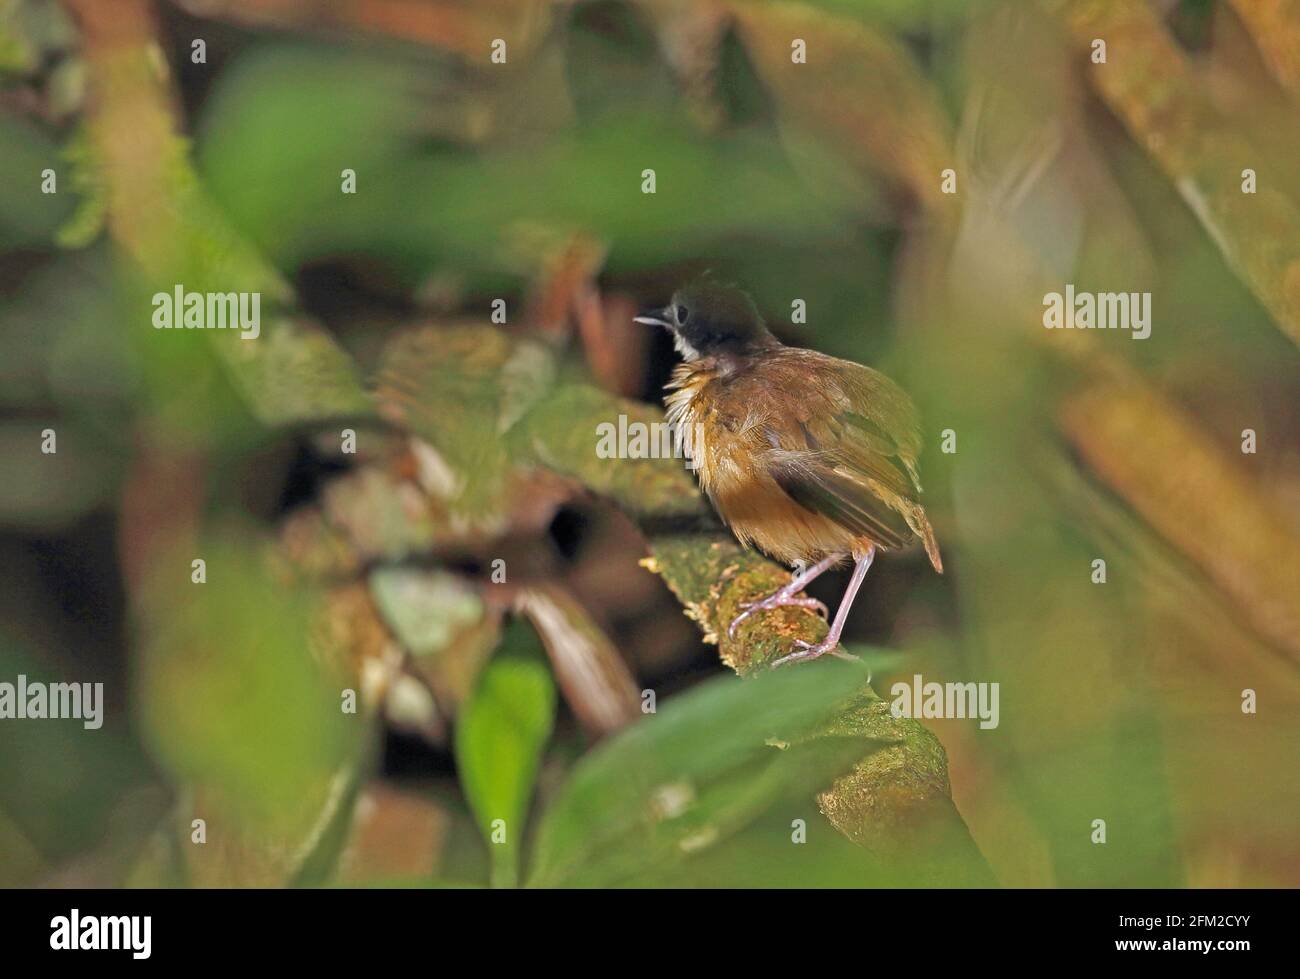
[635,279,776,362]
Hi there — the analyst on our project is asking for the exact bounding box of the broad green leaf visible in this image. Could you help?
[527,655,884,887]
[455,620,556,888]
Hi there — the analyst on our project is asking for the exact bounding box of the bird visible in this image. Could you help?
[635,279,942,667]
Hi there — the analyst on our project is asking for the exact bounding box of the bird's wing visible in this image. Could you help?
[824,357,925,494]
[713,349,929,553]
[767,452,915,550]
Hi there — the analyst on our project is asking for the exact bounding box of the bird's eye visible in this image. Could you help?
[674,304,688,325]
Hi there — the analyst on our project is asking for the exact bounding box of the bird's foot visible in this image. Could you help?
[727,591,828,639]
[770,639,860,669]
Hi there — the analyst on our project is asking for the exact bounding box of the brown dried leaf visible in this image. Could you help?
[515,583,641,738]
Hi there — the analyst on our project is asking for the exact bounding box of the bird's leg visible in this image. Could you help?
[726,554,841,639]
[771,547,875,668]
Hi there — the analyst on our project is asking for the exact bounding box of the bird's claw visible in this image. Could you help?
[770,640,861,669]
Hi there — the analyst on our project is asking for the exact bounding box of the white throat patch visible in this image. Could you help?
[671,331,701,362]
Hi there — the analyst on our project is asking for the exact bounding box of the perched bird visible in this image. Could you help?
[635,280,942,667]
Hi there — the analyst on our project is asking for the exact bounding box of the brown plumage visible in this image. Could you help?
[666,347,942,570]
[637,280,941,666]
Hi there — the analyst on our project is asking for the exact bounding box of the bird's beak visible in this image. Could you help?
[634,306,671,328]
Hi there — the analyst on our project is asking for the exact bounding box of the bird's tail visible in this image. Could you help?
[907,505,944,574]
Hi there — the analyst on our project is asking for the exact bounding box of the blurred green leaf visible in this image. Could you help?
[455,619,556,888]
[797,0,975,30]
[0,112,78,247]
[196,43,857,283]
[0,0,76,77]
[54,125,105,248]
[563,1,677,123]
[610,785,891,888]
[375,326,550,523]
[527,656,879,887]
[336,877,485,889]
[136,537,358,835]
[369,568,484,656]
[0,421,121,530]
[0,635,153,881]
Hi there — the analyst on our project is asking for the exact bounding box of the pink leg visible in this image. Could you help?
[726,554,841,639]
[771,547,875,668]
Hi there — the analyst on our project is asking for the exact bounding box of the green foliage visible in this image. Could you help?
[369,568,485,657]
[455,620,557,888]
[0,636,155,877]
[196,43,857,287]
[0,0,75,77]
[54,124,105,248]
[0,113,76,246]
[136,538,357,834]
[528,657,878,887]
